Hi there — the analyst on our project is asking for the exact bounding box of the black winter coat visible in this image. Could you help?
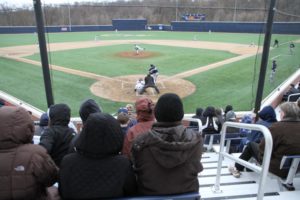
[59,113,137,199]
[39,104,76,167]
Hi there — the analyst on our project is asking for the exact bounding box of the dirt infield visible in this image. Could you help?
[1,40,260,103]
[116,51,161,59]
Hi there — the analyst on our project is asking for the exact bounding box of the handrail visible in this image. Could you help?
[212,122,273,200]
[287,92,300,102]
[183,117,203,133]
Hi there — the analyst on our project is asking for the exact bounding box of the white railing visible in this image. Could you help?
[212,122,273,200]
[183,117,202,133]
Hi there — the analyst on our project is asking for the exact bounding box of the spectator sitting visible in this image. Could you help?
[282,84,300,101]
[0,106,58,199]
[238,106,277,152]
[237,114,253,152]
[224,105,233,118]
[122,97,155,159]
[59,113,137,199]
[118,107,137,129]
[189,107,204,127]
[117,112,130,135]
[34,112,49,136]
[39,103,76,167]
[229,102,300,178]
[126,103,137,120]
[79,99,102,125]
[69,99,102,153]
[239,114,253,137]
[225,110,239,133]
[224,110,241,153]
[215,107,225,130]
[132,93,203,195]
[202,106,221,140]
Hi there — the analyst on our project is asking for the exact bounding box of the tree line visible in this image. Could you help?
[0,0,299,26]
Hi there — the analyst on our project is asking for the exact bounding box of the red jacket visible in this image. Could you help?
[122,120,154,159]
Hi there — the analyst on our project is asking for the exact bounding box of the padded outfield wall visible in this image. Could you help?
[0,21,299,34]
[171,22,300,34]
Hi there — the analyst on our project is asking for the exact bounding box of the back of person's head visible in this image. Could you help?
[126,104,134,113]
[79,99,102,124]
[195,107,203,117]
[241,114,252,124]
[224,105,233,114]
[203,106,216,118]
[75,113,124,157]
[154,93,184,122]
[118,107,128,114]
[39,113,49,127]
[117,112,130,125]
[215,108,223,116]
[0,106,34,148]
[258,106,277,123]
[280,102,300,121]
[48,103,71,126]
[225,110,236,122]
[135,97,155,122]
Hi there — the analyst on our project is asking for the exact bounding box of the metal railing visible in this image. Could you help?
[212,122,273,200]
[183,117,202,133]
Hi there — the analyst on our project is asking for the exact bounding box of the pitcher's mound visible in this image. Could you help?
[90,75,196,103]
[115,51,161,59]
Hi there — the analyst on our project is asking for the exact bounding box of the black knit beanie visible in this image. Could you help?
[154,93,184,122]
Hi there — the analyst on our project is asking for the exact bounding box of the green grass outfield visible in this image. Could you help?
[0,31,299,115]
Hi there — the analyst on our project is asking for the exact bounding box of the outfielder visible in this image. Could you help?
[269,60,277,83]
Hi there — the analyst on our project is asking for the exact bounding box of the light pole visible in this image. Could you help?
[68,4,72,32]
[175,0,178,21]
[233,0,237,22]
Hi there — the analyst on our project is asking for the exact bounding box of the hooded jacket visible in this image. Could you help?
[34,113,49,136]
[79,99,102,124]
[39,104,76,167]
[59,113,137,199]
[68,99,102,153]
[259,119,300,178]
[122,97,155,159]
[247,106,277,143]
[0,106,58,200]
[132,122,203,195]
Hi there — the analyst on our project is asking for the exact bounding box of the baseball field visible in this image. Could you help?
[0,31,299,115]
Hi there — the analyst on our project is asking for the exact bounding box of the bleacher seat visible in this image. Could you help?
[118,192,200,200]
[279,155,300,191]
[287,93,300,102]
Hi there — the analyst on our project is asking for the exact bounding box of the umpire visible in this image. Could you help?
[140,73,160,95]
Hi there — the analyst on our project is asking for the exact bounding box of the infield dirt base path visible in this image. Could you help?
[1,40,261,103]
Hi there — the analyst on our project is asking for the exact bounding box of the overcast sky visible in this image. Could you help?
[1,0,119,8]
